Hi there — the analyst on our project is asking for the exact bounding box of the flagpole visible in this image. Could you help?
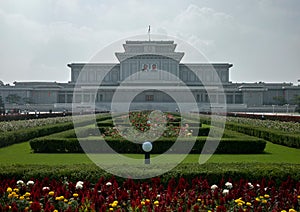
[148,25,151,41]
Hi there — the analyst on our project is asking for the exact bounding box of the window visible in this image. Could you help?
[145,95,154,101]
[74,94,81,103]
[67,94,73,103]
[96,93,103,102]
[58,94,65,103]
[83,94,90,102]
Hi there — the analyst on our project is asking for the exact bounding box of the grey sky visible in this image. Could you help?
[0,0,299,84]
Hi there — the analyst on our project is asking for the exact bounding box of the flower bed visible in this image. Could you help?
[1,177,299,211]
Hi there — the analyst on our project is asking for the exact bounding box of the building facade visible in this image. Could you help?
[0,40,299,113]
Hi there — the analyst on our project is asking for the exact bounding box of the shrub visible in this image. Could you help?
[0,163,299,184]
[0,115,112,148]
[30,136,266,154]
[199,116,300,148]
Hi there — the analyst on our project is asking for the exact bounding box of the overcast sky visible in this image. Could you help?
[0,0,299,85]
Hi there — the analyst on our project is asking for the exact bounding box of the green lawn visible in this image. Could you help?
[0,140,300,165]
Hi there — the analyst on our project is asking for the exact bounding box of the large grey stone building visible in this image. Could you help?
[0,40,299,113]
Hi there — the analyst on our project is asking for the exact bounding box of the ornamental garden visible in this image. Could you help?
[0,111,300,211]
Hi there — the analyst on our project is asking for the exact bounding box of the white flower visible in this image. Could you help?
[211,184,218,190]
[156,194,161,198]
[225,182,233,189]
[76,181,84,189]
[17,180,24,185]
[256,184,260,187]
[106,182,112,186]
[248,183,254,189]
[42,187,50,191]
[27,180,34,186]
[222,189,229,195]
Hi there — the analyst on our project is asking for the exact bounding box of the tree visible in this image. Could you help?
[0,96,4,115]
[292,95,300,113]
[273,96,286,105]
[5,94,21,104]
[23,97,34,104]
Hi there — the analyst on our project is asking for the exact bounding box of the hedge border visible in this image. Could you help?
[29,136,266,154]
[0,163,299,185]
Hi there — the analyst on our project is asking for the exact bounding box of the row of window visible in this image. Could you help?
[58,93,243,104]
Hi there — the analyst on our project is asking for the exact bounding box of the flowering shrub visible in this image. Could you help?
[0,117,73,132]
[103,111,192,139]
[1,177,300,211]
[226,116,300,135]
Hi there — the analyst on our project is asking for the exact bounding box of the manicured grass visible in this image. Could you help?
[0,140,300,165]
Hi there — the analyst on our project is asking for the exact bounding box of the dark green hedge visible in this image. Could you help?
[225,122,300,148]
[30,136,266,154]
[200,117,300,148]
[0,122,74,148]
[0,163,299,185]
[98,126,210,137]
[0,115,111,148]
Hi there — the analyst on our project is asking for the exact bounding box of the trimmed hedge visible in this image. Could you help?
[198,116,300,148]
[0,163,299,185]
[225,122,300,148]
[0,115,112,148]
[30,136,266,154]
[98,126,210,137]
[0,122,74,148]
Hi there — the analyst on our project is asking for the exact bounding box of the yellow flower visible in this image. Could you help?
[281,210,287,212]
[197,198,201,202]
[262,199,267,204]
[6,187,12,193]
[111,201,118,208]
[297,195,300,199]
[19,196,25,200]
[11,192,16,195]
[234,198,245,205]
[141,201,145,205]
[13,188,19,192]
[64,199,68,202]
[246,202,251,206]
[238,202,243,207]
[29,201,33,204]
[8,194,13,199]
[109,208,113,211]
[255,197,261,202]
[25,192,31,197]
[289,209,296,212]
[55,196,64,201]
[154,200,159,206]
[73,193,79,198]
[264,194,270,198]
[53,210,58,212]
[145,199,150,203]
[259,196,264,199]
[49,191,54,196]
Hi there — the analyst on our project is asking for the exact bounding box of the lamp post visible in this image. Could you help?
[285,104,289,113]
[272,105,275,114]
[142,141,152,164]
